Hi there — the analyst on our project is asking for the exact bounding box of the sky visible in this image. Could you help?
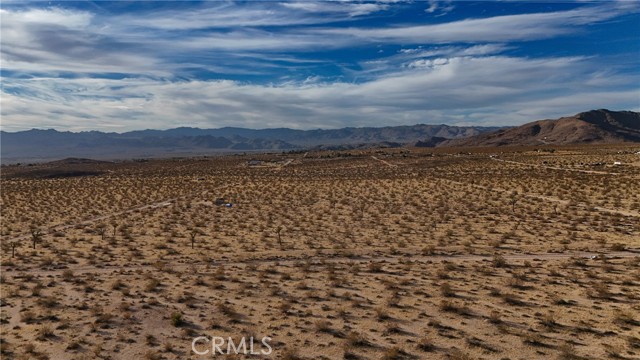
[1,0,639,132]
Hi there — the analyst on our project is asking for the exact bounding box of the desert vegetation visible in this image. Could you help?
[1,144,638,359]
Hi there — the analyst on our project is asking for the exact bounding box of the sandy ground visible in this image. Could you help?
[1,144,639,360]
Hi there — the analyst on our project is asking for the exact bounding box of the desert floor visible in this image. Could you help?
[1,144,639,360]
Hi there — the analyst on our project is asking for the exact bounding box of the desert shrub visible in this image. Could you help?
[368,262,383,273]
[21,311,36,323]
[381,346,403,360]
[375,307,390,321]
[315,320,332,333]
[614,310,638,326]
[440,282,456,297]
[145,279,161,292]
[345,331,369,347]
[502,293,527,306]
[492,255,507,268]
[448,349,473,360]
[36,325,54,341]
[61,270,74,281]
[144,350,162,360]
[611,243,626,251]
[417,336,435,351]
[281,348,301,360]
[170,312,184,327]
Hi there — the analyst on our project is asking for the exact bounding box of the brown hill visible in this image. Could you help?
[440,109,640,147]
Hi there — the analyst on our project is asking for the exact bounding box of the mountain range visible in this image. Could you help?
[1,109,637,163]
[0,124,499,163]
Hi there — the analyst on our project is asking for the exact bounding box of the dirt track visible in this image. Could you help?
[490,157,620,175]
[371,155,397,167]
[0,184,235,243]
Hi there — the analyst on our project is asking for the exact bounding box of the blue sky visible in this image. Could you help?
[1,0,639,132]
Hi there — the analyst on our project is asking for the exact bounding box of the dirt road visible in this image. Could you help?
[490,157,619,175]
[1,183,236,243]
[371,156,397,168]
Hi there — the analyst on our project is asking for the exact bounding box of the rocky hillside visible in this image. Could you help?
[439,110,640,147]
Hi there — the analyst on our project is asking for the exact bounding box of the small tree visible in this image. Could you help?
[509,191,519,214]
[190,230,198,249]
[111,221,118,238]
[355,202,366,218]
[30,227,43,249]
[276,226,284,249]
[95,224,107,241]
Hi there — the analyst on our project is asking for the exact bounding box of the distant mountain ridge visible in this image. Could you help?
[3,110,635,163]
[439,109,640,147]
[0,124,499,163]
[120,124,495,145]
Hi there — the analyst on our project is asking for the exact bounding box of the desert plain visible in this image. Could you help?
[0,144,639,360]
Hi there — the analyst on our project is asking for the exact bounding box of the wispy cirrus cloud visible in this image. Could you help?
[1,2,634,76]
[115,1,390,30]
[356,43,512,78]
[0,4,365,77]
[2,55,637,131]
[316,3,634,44]
[0,1,638,132]
[2,2,636,77]
[425,0,455,17]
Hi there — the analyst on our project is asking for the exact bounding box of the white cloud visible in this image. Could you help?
[0,5,355,76]
[116,1,388,31]
[399,44,510,58]
[1,7,93,29]
[406,58,450,69]
[0,7,166,76]
[177,29,351,52]
[317,4,633,43]
[281,2,388,17]
[356,44,511,78]
[2,55,637,132]
[425,0,455,16]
